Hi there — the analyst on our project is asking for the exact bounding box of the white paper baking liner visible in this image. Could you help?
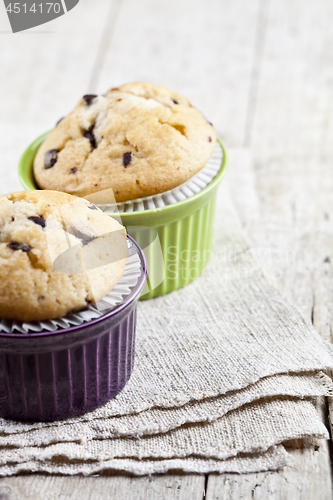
[0,239,141,334]
[99,141,223,214]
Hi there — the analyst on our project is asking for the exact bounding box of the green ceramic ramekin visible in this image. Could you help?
[19,133,228,299]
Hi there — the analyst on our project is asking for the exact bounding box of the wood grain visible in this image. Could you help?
[93,0,261,147]
[209,0,333,497]
[206,440,331,500]
[0,474,206,500]
[0,0,116,195]
[0,0,113,128]
[0,0,333,497]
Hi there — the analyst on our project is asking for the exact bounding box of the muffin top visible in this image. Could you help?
[33,82,216,203]
[0,190,127,322]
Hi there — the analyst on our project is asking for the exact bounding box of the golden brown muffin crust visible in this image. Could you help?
[33,82,216,202]
[0,190,127,321]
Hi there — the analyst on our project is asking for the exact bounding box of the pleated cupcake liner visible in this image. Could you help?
[98,141,223,214]
[0,238,141,334]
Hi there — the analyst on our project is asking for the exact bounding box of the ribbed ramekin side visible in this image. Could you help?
[0,350,64,420]
[0,305,138,421]
[140,193,218,298]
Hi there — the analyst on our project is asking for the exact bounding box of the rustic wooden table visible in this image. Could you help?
[0,0,332,498]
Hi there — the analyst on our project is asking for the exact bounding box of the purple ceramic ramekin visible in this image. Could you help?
[0,235,147,422]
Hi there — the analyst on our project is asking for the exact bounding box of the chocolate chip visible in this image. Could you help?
[208,136,212,142]
[28,216,46,228]
[123,152,132,166]
[56,117,64,127]
[88,204,98,210]
[84,131,96,149]
[68,228,96,246]
[44,149,59,169]
[83,94,97,105]
[70,167,78,174]
[9,241,32,252]
[172,99,179,104]
[83,125,96,148]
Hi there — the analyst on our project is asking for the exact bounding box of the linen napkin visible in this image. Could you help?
[0,186,332,475]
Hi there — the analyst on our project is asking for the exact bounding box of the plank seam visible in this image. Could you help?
[243,0,271,148]
[88,0,123,92]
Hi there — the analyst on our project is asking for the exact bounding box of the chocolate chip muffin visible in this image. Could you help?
[0,191,127,322]
[33,82,216,202]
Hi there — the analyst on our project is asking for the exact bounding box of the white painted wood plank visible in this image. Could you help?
[206,0,333,497]
[0,0,117,195]
[0,1,208,498]
[0,0,332,497]
[251,0,333,165]
[209,151,333,499]
[93,0,261,148]
[206,397,332,499]
[0,0,114,128]
[247,0,333,339]
[206,440,331,500]
[0,474,206,500]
